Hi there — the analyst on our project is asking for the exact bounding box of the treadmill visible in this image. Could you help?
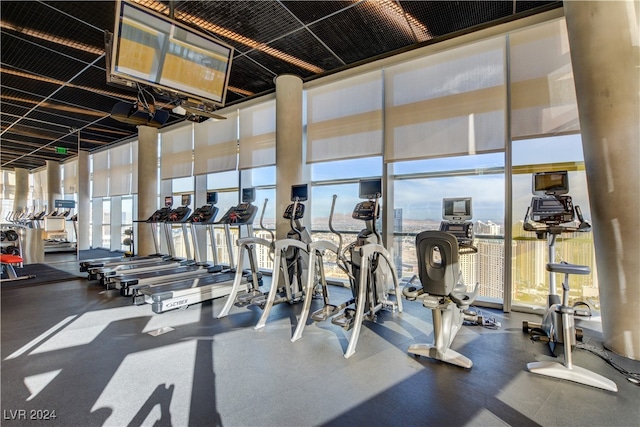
[107,195,204,294]
[83,196,190,282]
[132,188,263,313]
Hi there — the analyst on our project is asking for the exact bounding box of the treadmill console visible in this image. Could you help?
[147,207,172,222]
[217,203,258,225]
[168,206,192,223]
[190,205,219,224]
[352,200,379,221]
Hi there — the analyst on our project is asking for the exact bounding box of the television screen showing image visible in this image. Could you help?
[110,0,234,106]
[291,184,308,202]
[164,196,173,207]
[442,197,472,221]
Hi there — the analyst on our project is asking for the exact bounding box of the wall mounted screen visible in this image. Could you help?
[110,0,234,106]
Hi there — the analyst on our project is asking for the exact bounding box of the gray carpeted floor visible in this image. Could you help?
[1,263,84,288]
[1,257,639,427]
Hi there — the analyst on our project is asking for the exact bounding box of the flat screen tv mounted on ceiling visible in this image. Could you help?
[109,0,234,108]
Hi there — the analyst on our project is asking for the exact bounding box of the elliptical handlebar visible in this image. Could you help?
[328,195,342,255]
[259,198,275,244]
[289,197,303,240]
[372,193,381,245]
[327,194,355,281]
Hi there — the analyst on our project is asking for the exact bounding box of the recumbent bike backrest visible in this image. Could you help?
[415,230,459,297]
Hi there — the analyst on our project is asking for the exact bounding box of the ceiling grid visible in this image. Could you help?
[0,0,560,170]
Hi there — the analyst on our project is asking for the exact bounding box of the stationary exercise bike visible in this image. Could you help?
[521,171,617,391]
[521,171,591,355]
[402,197,481,368]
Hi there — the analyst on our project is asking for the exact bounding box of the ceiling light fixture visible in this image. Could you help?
[358,0,432,42]
[0,20,104,55]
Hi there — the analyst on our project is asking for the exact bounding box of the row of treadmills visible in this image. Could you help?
[80,189,263,313]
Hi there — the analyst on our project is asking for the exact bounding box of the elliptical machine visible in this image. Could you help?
[254,184,313,329]
[521,171,617,391]
[302,179,402,358]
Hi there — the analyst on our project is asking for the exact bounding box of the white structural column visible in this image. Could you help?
[13,167,29,213]
[136,125,159,256]
[77,150,90,250]
[275,74,307,239]
[46,160,62,211]
[564,1,639,360]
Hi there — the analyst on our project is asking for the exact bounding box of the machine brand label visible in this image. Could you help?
[165,299,188,309]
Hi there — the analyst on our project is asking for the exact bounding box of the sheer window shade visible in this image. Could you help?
[510,18,579,138]
[32,170,47,205]
[161,124,193,179]
[194,111,238,175]
[63,159,78,194]
[92,150,109,198]
[384,37,506,163]
[109,143,132,196]
[306,71,383,163]
[131,140,139,193]
[239,100,275,170]
[1,170,15,196]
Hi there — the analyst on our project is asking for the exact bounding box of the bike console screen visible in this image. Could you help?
[442,197,472,221]
[533,171,569,195]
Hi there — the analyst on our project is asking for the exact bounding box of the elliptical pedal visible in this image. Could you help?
[311,304,339,322]
[331,308,356,330]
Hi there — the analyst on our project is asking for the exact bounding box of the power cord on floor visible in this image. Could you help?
[576,342,640,386]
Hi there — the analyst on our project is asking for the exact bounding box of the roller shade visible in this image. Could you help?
[131,140,139,194]
[92,150,109,198]
[161,124,193,179]
[32,170,47,206]
[306,70,383,163]
[194,111,238,175]
[109,143,132,196]
[239,100,275,170]
[510,18,579,138]
[63,159,78,194]
[384,36,506,163]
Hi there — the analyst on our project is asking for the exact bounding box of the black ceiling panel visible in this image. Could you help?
[280,1,357,25]
[0,0,562,171]
[307,2,419,66]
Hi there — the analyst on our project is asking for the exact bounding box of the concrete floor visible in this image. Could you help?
[1,255,639,426]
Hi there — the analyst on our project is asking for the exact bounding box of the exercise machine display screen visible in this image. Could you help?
[442,197,472,221]
[291,184,308,202]
[530,196,574,224]
[181,194,191,206]
[533,171,569,195]
[352,200,379,221]
[164,196,173,207]
[206,191,218,205]
[359,179,381,199]
[242,188,256,203]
